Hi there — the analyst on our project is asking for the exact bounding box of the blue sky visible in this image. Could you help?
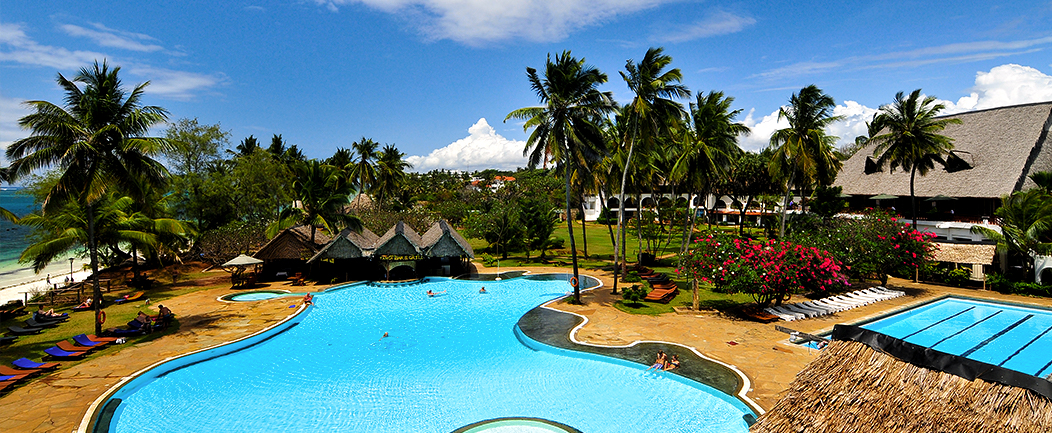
[3,1,1052,174]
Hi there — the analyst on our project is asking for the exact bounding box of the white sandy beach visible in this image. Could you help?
[0,258,93,306]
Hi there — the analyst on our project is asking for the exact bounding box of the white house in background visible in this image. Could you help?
[580,193,777,225]
[469,175,516,193]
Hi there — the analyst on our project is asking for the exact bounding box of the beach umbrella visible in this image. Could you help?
[924,195,957,202]
[870,194,898,200]
[222,254,263,267]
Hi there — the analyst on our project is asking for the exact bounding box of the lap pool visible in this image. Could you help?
[99,276,753,432]
[861,296,1052,377]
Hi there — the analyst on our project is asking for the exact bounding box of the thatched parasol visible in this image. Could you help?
[870,194,898,200]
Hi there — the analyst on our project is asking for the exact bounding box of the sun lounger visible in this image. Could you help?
[828,295,865,307]
[0,381,12,393]
[44,346,88,359]
[0,336,16,345]
[644,287,678,303]
[25,317,61,328]
[816,297,856,310]
[85,334,120,343]
[109,328,146,337]
[765,306,803,321]
[800,301,838,315]
[12,358,59,370]
[34,312,69,322]
[7,325,44,335]
[805,300,844,313]
[0,365,44,378]
[113,291,145,305]
[57,340,98,353]
[783,303,822,318]
[73,334,111,348]
[0,372,31,383]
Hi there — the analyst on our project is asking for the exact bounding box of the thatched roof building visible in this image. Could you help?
[751,327,1052,433]
[253,225,332,261]
[932,242,997,265]
[307,227,380,262]
[373,220,423,258]
[835,101,1052,200]
[420,219,475,258]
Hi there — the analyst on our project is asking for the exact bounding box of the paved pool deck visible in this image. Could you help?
[2,267,1052,432]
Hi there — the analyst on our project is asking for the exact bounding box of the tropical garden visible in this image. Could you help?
[3,49,1050,327]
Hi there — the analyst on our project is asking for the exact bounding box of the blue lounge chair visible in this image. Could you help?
[12,358,59,370]
[34,312,69,322]
[44,346,88,359]
[0,372,31,382]
[73,334,110,348]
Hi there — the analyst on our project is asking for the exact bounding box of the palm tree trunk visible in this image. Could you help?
[88,202,103,336]
[579,188,588,258]
[779,171,797,238]
[680,192,693,253]
[565,161,581,303]
[614,148,636,295]
[911,164,919,283]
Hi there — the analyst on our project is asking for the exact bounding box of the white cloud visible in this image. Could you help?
[742,64,1052,153]
[0,22,105,70]
[61,23,163,52]
[656,10,755,43]
[127,66,225,100]
[941,64,1052,112]
[406,118,528,172]
[0,93,31,167]
[314,0,667,43]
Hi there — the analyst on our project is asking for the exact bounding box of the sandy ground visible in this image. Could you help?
[2,266,1052,432]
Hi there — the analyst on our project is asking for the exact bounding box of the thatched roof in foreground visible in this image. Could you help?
[420,219,475,258]
[834,101,1052,199]
[751,340,1052,433]
[932,242,997,264]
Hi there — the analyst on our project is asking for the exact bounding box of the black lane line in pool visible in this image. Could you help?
[930,311,1001,351]
[902,306,975,339]
[961,314,1033,358]
[1000,324,1052,371]
[1035,355,1052,377]
[157,322,300,378]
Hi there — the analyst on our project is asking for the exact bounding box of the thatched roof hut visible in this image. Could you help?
[420,219,474,258]
[751,331,1052,432]
[306,227,380,262]
[253,225,332,261]
[834,101,1052,199]
[372,221,423,258]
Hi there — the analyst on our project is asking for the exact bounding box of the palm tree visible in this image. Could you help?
[6,61,170,335]
[348,137,380,206]
[869,89,962,230]
[971,189,1052,279]
[231,135,260,157]
[673,91,748,250]
[271,160,362,243]
[615,47,689,285]
[373,144,413,208]
[506,51,615,303]
[769,85,843,237]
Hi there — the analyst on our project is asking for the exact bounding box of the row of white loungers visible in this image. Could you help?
[764,286,906,321]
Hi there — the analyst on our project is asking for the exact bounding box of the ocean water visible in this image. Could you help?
[0,188,36,273]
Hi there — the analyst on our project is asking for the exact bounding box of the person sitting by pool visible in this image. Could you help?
[479,287,487,293]
[427,290,446,297]
[645,350,666,372]
[36,307,63,318]
[663,355,680,372]
[73,298,93,311]
[303,292,314,306]
[816,340,829,349]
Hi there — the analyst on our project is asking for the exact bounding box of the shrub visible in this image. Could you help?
[986,272,1012,292]
[1011,282,1052,296]
[622,272,642,283]
[621,284,648,305]
[945,268,971,287]
[481,253,496,267]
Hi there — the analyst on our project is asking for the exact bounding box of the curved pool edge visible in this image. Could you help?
[531,301,765,417]
[79,296,321,432]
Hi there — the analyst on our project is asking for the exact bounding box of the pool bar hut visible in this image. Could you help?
[252,225,332,281]
[267,220,474,282]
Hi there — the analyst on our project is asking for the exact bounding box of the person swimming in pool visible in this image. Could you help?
[645,350,666,372]
[479,287,486,293]
[427,290,446,297]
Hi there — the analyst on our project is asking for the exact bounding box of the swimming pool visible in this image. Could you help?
[100,276,752,432]
[861,297,1052,377]
[221,290,293,301]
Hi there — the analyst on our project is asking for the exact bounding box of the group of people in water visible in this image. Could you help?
[427,286,486,297]
[645,350,680,372]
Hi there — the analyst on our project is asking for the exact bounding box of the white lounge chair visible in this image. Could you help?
[765,307,802,321]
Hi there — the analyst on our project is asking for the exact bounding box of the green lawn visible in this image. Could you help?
[611,263,754,315]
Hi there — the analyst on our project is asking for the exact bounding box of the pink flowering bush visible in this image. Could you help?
[679,232,849,307]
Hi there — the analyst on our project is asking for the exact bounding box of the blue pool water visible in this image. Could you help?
[106,277,751,432]
[862,297,1052,377]
[228,291,289,301]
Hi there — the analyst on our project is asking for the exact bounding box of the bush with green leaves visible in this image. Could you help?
[621,284,649,305]
[945,268,971,287]
[622,272,642,283]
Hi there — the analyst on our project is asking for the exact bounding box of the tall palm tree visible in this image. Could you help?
[506,51,615,303]
[348,137,380,206]
[373,144,413,208]
[769,85,843,237]
[271,160,362,243]
[231,135,260,157]
[6,61,170,335]
[869,89,961,230]
[673,91,748,250]
[615,47,689,283]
